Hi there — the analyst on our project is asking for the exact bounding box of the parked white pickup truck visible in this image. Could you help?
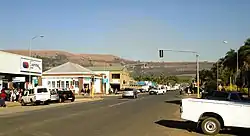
[20,86,51,106]
[181,98,250,135]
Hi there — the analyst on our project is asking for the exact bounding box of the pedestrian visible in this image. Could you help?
[187,88,191,95]
[15,89,19,102]
[10,89,16,102]
[0,90,6,107]
[87,88,90,95]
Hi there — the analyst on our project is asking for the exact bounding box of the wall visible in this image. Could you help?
[42,75,103,94]
[0,51,42,76]
[42,76,79,93]
[110,69,131,88]
[92,71,110,94]
[94,78,101,93]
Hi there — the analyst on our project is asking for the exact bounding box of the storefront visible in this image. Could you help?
[41,62,103,94]
[0,51,42,90]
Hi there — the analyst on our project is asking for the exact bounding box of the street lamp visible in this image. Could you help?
[223,41,239,73]
[29,35,44,87]
[223,41,241,91]
[158,49,200,98]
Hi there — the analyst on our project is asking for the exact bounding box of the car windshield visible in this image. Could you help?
[37,88,48,93]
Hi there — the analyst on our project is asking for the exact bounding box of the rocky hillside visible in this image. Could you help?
[3,50,214,76]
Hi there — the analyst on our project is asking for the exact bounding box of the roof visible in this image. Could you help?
[43,62,93,74]
[87,66,125,71]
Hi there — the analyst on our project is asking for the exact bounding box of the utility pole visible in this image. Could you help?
[29,35,44,89]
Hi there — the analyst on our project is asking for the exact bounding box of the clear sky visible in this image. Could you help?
[1,0,249,62]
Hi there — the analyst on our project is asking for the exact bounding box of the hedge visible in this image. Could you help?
[224,85,248,94]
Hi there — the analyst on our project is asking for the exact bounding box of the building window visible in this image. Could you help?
[52,81,55,88]
[48,81,51,88]
[66,81,69,88]
[57,81,60,88]
[112,74,120,79]
[61,81,65,88]
[70,81,73,86]
[75,81,79,88]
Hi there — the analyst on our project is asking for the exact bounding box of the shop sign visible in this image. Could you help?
[20,57,42,74]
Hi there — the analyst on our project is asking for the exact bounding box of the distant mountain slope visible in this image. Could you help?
[3,50,214,76]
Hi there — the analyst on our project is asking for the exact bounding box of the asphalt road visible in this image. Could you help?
[0,91,244,136]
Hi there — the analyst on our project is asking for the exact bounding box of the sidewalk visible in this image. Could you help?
[0,98,103,116]
[5,101,21,107]
[1,97,103,109]
[181,93,198,99]
[75,93,122,98]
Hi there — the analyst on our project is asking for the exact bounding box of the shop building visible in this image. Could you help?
[0,51,42,90]
[85,68,110,94]
[88,66,133,91]
[41,62,103,94]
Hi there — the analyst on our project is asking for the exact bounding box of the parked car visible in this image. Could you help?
[49,88,60,102]
[181,98,250,135]
[57,90,75,102]
[122,88,138,99]
[149,88,165,95]
[138,88,146,93]
[20,86,51,106]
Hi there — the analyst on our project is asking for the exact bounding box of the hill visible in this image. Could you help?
[3,50,214,76]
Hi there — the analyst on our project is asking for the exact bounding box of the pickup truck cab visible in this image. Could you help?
[202,90,249,102]
[20,86,51,106]
[181,98,250,135]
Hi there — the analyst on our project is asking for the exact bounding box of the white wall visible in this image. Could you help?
[94,78,101,93]
[92,71,110,94]
[0,51,42,76]
[42,76,79,93]
[42,76,103,94]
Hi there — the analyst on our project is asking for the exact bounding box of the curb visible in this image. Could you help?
[3,102,21,108]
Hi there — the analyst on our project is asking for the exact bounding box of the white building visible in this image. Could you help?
[89,70,110,94]
[41,62,103,94]
[0,51,42,90]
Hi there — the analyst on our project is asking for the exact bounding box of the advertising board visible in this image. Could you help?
[20,57,42,74]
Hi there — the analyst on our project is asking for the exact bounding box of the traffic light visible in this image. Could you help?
[159,50,163,58]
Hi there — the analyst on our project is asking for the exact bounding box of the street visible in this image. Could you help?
[0,92,243,136]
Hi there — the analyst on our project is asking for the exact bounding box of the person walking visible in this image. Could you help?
[0,90,6,107]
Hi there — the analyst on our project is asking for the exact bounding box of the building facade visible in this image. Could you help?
[88,66,133,91]
[41,62,103,94]
[0,51,42,90]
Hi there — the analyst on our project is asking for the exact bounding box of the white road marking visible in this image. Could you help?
[108,96,146,107]
[108,101,130,107]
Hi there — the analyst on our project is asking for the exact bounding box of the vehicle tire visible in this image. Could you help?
[71,98,75,102]
[201,117,221,135]
[32,102,36,106]
[133,95,136,99]
[44,101,49,105]
[21,100,26,106]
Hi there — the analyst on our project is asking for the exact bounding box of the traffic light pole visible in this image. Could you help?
[158,49,200,98]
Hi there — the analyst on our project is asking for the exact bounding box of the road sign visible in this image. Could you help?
[103,78,108,83]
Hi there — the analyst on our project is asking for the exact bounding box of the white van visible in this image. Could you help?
[20,86,51,106]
